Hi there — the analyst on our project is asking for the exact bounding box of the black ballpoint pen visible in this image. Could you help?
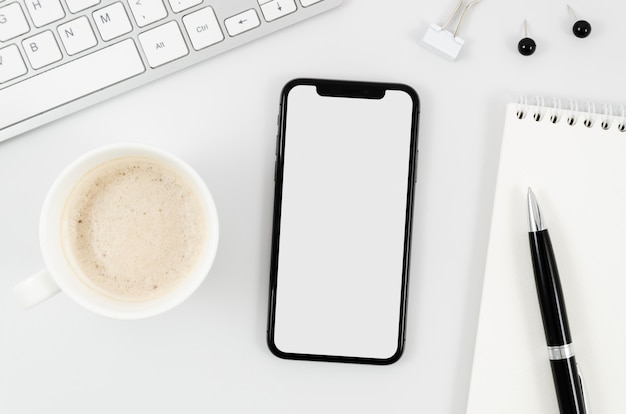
[527,188,588,414]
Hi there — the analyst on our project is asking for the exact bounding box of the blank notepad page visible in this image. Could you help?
[467,102,626,413]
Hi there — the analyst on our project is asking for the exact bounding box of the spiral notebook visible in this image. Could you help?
[466,101,626,413]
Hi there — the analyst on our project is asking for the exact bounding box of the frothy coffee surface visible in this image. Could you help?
[61,156,207,301]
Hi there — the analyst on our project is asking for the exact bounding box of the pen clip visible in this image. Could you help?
[577,364,591,413]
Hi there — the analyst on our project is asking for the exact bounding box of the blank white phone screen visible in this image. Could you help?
[273,84,415,359]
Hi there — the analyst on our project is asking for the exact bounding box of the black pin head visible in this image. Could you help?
[573,20,592,38]
[568,6,591,38]
[518,37,536,56]
[518,20,536,56]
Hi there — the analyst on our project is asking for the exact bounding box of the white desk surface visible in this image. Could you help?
[2,0,624,412]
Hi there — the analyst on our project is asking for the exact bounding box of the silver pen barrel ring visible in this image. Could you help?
[548,343,575,360]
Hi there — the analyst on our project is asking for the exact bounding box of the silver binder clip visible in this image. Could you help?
[421,0,482,61]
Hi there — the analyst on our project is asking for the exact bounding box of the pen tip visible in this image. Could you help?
[527,187,546,232]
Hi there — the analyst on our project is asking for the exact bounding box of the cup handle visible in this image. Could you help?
[14,269,61,309]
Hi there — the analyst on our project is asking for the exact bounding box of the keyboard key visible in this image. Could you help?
[300,0,321,6]
[0,2,30,41]
[182,6,223,50]
[93,2,132,41]
[0,39,145,130]
[57,16,98,55]
[24,0,65,27]
[22,30,62,69]
[224,9,260,37]
[258,0,296,22]
[0,0,344,142]
[65,0,101,13]
[128,0,167,28]
[138,21,188,68]
[0,44,28,83]
[167,0,201,14]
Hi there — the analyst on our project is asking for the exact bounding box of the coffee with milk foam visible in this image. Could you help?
[61,156,208,301]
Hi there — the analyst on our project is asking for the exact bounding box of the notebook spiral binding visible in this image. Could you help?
[514,96,626,132]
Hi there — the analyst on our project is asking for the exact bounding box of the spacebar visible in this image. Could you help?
[0,39,145,130]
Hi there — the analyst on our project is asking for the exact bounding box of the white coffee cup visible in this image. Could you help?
[14,143,219,319]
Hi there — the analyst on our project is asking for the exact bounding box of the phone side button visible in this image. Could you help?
[274,159,277,181]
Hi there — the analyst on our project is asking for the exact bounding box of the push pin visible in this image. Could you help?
[421,0,482,61]
[568,5,591,38]
[517,20,536,56]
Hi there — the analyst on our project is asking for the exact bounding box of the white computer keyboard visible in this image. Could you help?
[0,0,342,142]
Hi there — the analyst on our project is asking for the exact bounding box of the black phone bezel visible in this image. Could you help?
[266,78,420,365]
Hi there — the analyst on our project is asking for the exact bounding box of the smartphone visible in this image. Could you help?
[267,78,420,365]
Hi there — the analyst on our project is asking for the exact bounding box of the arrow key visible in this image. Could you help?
[258,0,296,22]
[224,9,260,37]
